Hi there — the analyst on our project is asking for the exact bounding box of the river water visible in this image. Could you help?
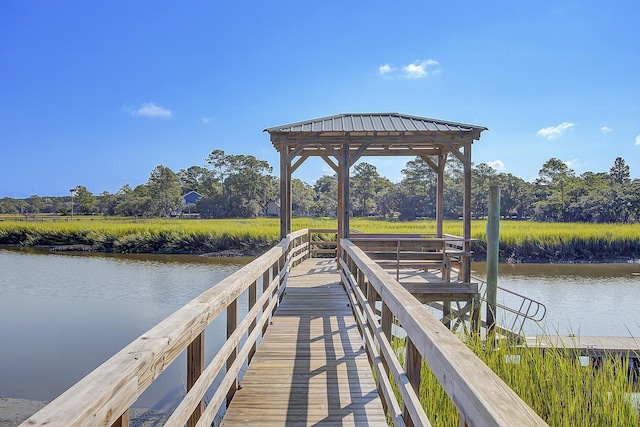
[0,248,252,411]
[1,248,639,411]
[472,262,640,337]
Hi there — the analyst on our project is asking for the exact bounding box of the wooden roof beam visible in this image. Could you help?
[442,142,466,163]
[320,154,339,173]
[348,143,371,168]
[286,144,307,163]
[321,143,341,160]
[290,154,309,174]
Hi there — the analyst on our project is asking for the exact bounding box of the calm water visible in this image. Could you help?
[1,248,639,410]
[472,262,640,337]
[0,248,251,411]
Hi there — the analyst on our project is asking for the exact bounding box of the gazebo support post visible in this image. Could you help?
[341,141,351,239]
[336,141,350,264]
[279,146,291,239]
[462,143,472,283]
[436,152,446,238]
[421,153,447,238]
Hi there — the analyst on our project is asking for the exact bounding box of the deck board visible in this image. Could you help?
[222,258,386,426]
[524,335,640,358]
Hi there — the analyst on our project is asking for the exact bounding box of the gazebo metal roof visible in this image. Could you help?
[265,112,486,134]
[265,113,487,157]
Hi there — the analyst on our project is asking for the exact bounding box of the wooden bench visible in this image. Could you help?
[348,236,450,281]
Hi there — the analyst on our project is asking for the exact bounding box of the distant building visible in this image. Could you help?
[183,191,203,207]
[179,191,203,217]
[263,200,280,217]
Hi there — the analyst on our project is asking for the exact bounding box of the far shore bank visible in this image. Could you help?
[2,218,639,263]
[2,243,638,265]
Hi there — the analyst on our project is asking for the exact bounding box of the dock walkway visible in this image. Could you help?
[222,258,387,426]
[524,335,640,358]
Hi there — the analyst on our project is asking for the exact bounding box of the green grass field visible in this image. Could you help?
[1,216,639,260]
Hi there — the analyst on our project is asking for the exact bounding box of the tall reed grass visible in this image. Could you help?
[0,218,280,253]
[1,217,638,260]
[393,335,639,426]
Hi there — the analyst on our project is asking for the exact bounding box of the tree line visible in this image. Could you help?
[1,151,638,223]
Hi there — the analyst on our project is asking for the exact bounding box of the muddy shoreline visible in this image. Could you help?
[35,244,640,264]
[0,398,170,427]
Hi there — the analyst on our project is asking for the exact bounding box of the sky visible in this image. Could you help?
[1,1,639,198]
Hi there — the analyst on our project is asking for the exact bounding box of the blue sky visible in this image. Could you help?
[1,1,639,198]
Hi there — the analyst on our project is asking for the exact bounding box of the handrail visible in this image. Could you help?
[339,239,548,427]
[21,229,309,427]
[306,228,338,257]
[476,277,547,338]
[438,268,547,340]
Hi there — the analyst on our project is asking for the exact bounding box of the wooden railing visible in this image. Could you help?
[348,236,452,281]
[21,229,310,427]
[306,228,338,257]
[339,239,548,427]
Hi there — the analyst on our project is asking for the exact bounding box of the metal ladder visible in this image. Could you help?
[434,273,547,341]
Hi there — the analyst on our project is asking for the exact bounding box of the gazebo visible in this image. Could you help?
[265,112,487,282]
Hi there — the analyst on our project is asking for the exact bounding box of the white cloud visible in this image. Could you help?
[202,117,213,124]
[131,102,172,119]
[377,59,441,79]
[487,160,505,171]
[403,59,440,79]
[378,64,393,75]
[600,126,612,134]
[564,158,579,168]
[636,135,640,146]
[537,122,575,139]
[321,165,334,174]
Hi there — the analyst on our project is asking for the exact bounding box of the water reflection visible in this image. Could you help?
[0,248,251,409]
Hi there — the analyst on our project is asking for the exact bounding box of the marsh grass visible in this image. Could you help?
[347,218,640,261]
[390,335,639,426]
[0,218,281,253]
[1,217,638,259]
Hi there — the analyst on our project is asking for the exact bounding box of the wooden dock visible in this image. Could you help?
[524,335,640,358]
[223,258,387,426]
[21,231,549,427]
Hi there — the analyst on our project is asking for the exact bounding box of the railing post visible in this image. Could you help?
[307,229,312,259]
[364,276,378,365]
[112,410,129,427]
[403,337,422,427]
[381,302,393,343]
[357,267,366,295]
[248,280,257,362]
[366,280,377,313]
[380,301,394,385]
[187,332,204,427]
[262,268,272,335]
[278,252,286,303]
[226,298,238,407]
[443,302,452,329]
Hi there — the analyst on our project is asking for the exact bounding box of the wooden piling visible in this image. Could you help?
[486,185,500,335]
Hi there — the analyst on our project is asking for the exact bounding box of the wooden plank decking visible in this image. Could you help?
[524,335,640,358]
[222,258,387,426]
